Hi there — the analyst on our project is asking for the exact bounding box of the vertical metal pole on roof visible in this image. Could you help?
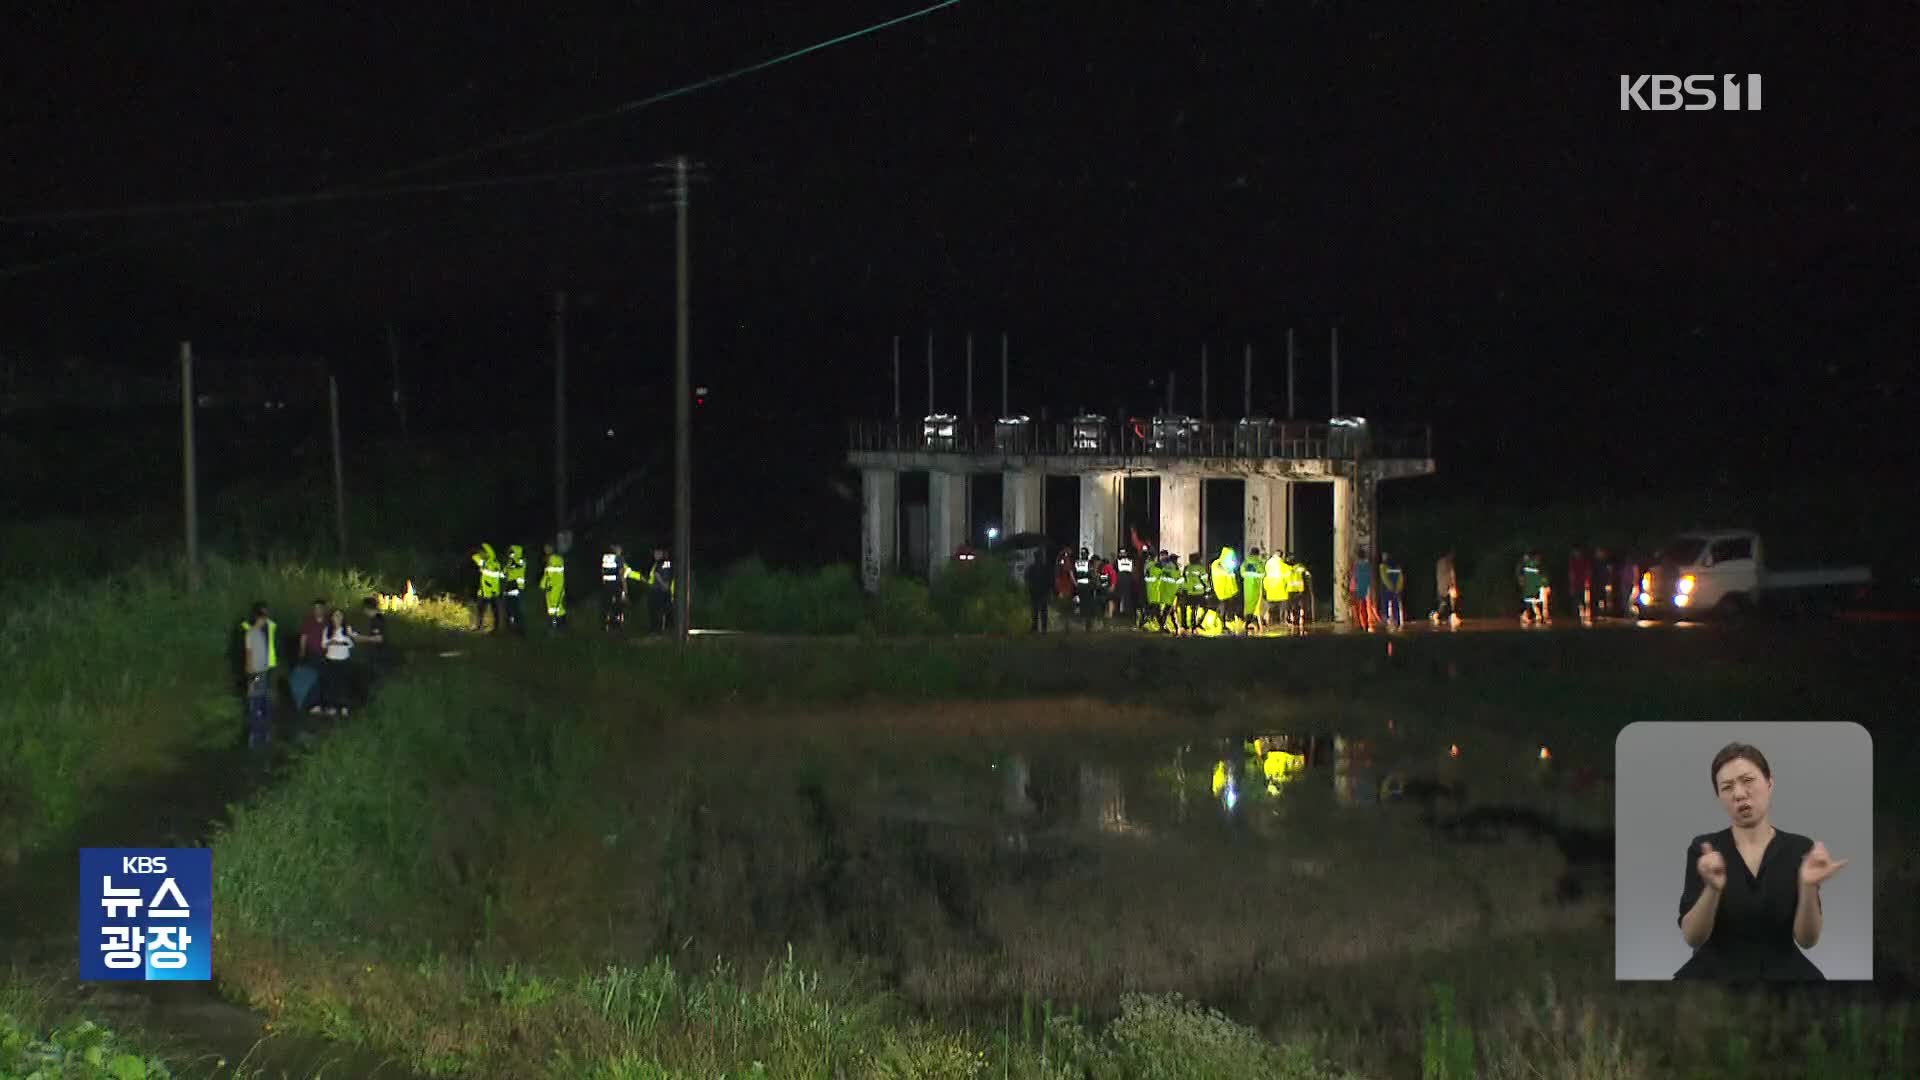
[673,156,693,644]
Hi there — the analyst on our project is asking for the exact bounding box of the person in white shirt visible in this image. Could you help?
[317,608,358,717]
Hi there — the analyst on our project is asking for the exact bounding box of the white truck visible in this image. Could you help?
[1635,529,1872,619]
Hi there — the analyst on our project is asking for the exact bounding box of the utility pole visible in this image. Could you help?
[1331,326,1340,416]
[672,156,693,644]
[180,342,199,591]
[553,290,568,536]
[999,333,1008,417]
[925,330,934,415]
[385,322,408,443]
[329,374,347,558]
[891,335,900,418]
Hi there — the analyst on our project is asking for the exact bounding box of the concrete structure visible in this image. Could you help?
[850,417,1434,623]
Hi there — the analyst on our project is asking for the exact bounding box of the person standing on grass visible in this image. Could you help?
[240,603,277,751]
[297,598,327,664]
[1517,550,1544,623]
[356,596,389,701]
[542,542,568,630]
[317,608,357,718]
[472,543,504,631]
[646,549,674,634]
[503,544,529,635]
[1025,546,1055,633]
[296,598,328,716]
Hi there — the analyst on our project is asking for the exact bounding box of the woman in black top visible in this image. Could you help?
[1675,742,1851,980]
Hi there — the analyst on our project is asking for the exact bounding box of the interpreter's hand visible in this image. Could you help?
[1697,842,1727,892]
[1800,841,1850,887]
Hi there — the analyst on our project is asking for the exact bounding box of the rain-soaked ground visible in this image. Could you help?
[7,620,1914,1075]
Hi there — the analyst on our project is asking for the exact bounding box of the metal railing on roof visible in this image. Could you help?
[847,417,1431,462]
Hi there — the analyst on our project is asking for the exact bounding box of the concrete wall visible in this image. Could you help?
[1003,469,1044,536]
[1079,472,1121,555]
[928,470,968,578]
[859,468,898,593]
[1159,475,1200,558]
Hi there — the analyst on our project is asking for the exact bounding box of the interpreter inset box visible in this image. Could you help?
[1614,722,1872,981]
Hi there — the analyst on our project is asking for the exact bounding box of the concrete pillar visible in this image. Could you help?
[928,469,968,579]
[1332,466,1379,624]
[1079,472,1121,555]
[1243,477,1276,560]
[1159,474,1199,559]
[1333,475,1353,624]
[859,468,898,593]
[1003,469,1043,536]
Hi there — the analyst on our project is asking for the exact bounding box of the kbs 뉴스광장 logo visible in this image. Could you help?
[79,848,212,981]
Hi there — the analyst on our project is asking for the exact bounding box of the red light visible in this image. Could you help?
[1449,743,1461,758]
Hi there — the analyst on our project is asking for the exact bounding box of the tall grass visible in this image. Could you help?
[698,555,1029,636]
[0,557,410,862]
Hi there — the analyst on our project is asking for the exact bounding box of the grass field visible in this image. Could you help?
[4,563,1916,1077]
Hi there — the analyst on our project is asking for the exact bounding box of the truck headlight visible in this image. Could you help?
[1678,575,1696,595]
[1674,594,1692,608]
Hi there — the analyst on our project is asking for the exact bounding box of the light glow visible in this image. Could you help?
[1674,594,1692,608]
[1679,575,1696,595]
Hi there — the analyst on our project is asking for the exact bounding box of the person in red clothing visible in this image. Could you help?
[1568,545,1592,621]
[1097,556,1119,618]
[1054,549,1076,630]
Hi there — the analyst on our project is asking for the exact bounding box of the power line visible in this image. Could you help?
[380,0,964,183]
[0,161,665,226]
[0,0,963,277]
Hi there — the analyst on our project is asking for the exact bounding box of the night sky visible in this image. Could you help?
[4,3,1916,514]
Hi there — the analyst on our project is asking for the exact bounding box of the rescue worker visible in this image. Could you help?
[1072,547,1095,626]
[471,543,504,632]
[1263,549,1290,632]
[1517,550,1545,623]
[1142,551,1166,631]
[1240,546,1266,633]
[600,544,644,631]
[502,544,529,635]
[646,549,676,633]
[1379,550,1406,630]
[1115,547,1141,621]
[541,543,567,630]
[1209,546,1241,636]
[1180,552,1209,636]
[1293,556,1314,626]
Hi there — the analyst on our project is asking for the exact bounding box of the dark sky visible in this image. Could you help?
[3,2,1916,498]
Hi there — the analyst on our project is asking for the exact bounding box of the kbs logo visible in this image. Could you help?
[1620,74,1762,111]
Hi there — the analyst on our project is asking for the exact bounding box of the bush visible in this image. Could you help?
[927,556,1027,635]
[871,577,941,635]
[703,558,866,634]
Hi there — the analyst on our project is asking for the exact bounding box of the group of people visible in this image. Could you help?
[1026,544,1315,636]
[467,539,675,634]
[1514,545,1643,624]
[237,595,390,751]
[1348,550,1411,631]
